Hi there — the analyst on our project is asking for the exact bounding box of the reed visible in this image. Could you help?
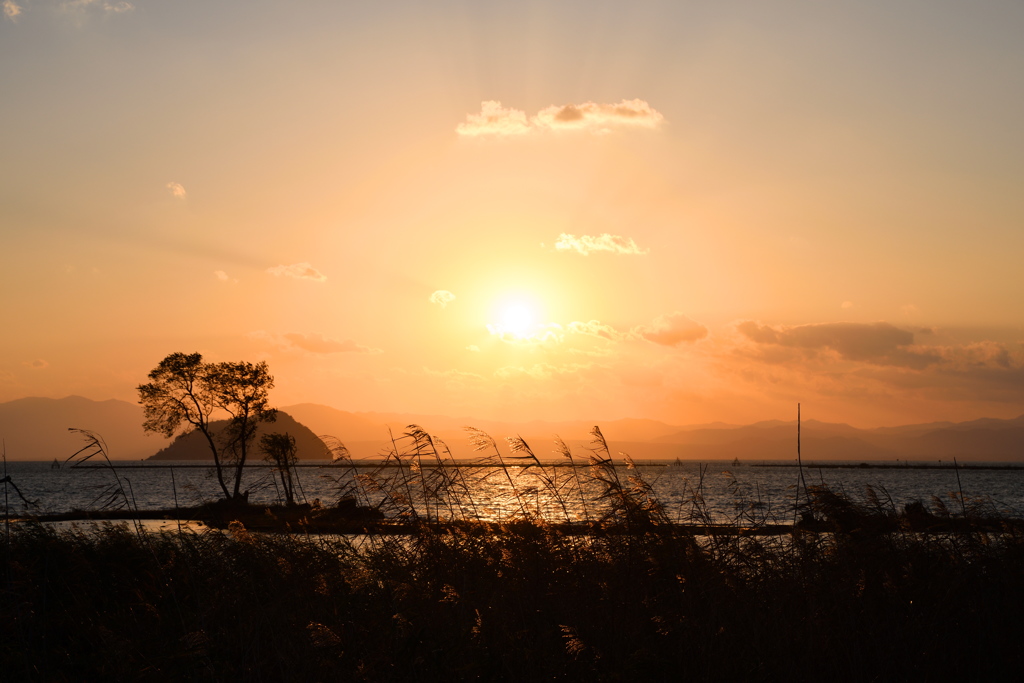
[3,425,1024,681]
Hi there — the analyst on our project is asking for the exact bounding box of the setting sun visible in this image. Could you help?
[496,302,537,338]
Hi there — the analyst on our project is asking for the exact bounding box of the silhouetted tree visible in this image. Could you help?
[260,432,299,506]
[138,352,276,502]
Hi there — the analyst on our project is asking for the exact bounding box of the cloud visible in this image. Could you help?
[456,101,532,137]
[485,314,707,348]
[841,301,854,309]
[533,99,664,133]
[3,1,23,20]
[737,321,940,369]
[249,331,381,355]
[554,233,649,256]
[22,359,49,369]
[494,363,592,381]
[566,320,628,342]
[457,99,664,137]
[214,270,238,284]
[634,313,708,346]
[61,0,134,13]
[466,345,481,353]
[429,290,456,308]
[166,181,187,199]
[282,333,379,354]
[266,262,327,282]
[423,367,485,382]
[487,322,565,345]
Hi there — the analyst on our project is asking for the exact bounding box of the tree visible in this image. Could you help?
[260,432,299,506]
[138,352,276,502]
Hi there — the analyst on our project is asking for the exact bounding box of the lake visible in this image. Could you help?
[4,459,1024,524]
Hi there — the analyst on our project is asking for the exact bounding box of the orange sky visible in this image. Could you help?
[2,1,1023,427]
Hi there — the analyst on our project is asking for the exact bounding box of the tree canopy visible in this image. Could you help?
[138,352,276,501]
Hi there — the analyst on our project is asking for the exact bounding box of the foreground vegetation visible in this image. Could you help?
[4,427,1024,681]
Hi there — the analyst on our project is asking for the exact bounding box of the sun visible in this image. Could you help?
[489,297,542,339]
[500,303,536,336]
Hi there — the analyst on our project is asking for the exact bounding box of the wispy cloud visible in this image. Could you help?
[214,270,238,284]
[634,313,708,346]
[566,320,628,342]
[283,332,379,354]
[266,262,327,282]
[166,181,187,199]
[249,331,381,355]
[494,363,592,381]
[423,367,485,382]
[554,233,649,256]
[458,99,664,137]
[487,322,565,344]
[429,290,456,308]
[486,313,707,348]
[61,0,134,13]
[3,1,23,21]
[22,359,49,369]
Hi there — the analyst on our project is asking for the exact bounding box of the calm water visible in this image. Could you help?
[4,460,1024,524]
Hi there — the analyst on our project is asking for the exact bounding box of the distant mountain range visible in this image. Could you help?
[1,396,1022,462]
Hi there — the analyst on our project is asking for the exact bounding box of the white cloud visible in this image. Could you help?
[3,1,23,21]
[166,181,187,199]
[266,262,327,282]
[214,270,238,284]
[554,233,649,256]
[429,290,456,308]
[466,345,481,352]
[457,99,664,137]
[456,101,531,137]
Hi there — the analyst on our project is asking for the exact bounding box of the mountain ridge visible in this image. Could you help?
[1,396,1022,461]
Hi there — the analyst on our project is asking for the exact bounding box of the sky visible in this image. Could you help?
[2,0,1023,428]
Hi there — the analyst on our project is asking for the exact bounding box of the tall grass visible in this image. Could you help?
[4,424,1024,681]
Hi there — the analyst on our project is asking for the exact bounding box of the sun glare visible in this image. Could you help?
[489,296,543,339]
[500,303,535,336]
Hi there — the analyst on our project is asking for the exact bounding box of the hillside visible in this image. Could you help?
[148,412,330,460]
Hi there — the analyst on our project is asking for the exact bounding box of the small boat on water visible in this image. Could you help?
[51,459,61,470]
